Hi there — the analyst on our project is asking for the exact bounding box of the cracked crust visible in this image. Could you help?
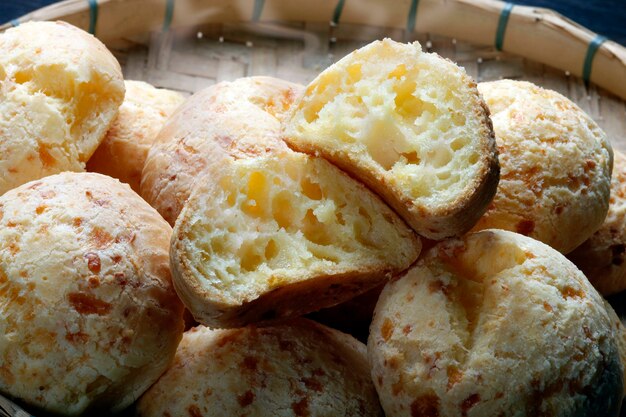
[472,80,612,254]
[369,229,622,417]
[0,172,184,415]
[137,319,383,417]
[0,21,125,196]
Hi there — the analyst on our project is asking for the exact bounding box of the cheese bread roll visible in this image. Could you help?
[0,21,124,195]
[0,173,184,415]
[137,320,383,416]
[171,152,421,328]
[369,230,622,417]
[284,39,498,239]
[473,80,612,254]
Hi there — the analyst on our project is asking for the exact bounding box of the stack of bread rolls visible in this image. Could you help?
[0,21,623,417]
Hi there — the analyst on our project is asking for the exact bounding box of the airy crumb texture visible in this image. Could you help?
[171,152,421,328]
[569,150,626,294]
[369,229,622,417]
[0,173,184,416]
[0,21,125,196]
[472,80,612,254]
[284,38,498,239]
[87,80,184,192]
[137,319,383,417]
[141,76,303,225]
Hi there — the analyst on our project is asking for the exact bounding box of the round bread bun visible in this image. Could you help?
[369,229,623,417]
[0,21,125,196]
[171,152,421,328]
[283,38,499,240]
[472,79,612,254]
[87,80,184,193]
[0,172,184,415]
[137,319,383,416]
[568,150,626,295]
[141,76,303,225]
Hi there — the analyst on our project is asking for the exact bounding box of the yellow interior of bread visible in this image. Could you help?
[287,40,486,208]
[181,153,419,303]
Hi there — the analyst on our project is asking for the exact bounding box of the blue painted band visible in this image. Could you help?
[406,0,419,34]
[495,2,514,51]
[582,34,607,83]
[332,0,346,25]
[163,0,174,31]
[87,0,98,35]
[252,0,265,22]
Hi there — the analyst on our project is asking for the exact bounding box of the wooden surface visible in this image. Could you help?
[113,22,626,151]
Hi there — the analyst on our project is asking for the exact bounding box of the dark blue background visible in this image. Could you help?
[1,0,626,46]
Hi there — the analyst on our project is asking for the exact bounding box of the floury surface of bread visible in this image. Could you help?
[137,319,383,416]
[569,150,626,295]
[473,79,612,254]
[170,152,421,328]
[369,230,622,417]
[0,21,125,196]
[87,80,184,193]
[284,38,499,240]
[0,173,184,416]
[141,76,303,225]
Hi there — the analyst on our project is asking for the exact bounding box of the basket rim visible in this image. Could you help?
[2,0,626,101]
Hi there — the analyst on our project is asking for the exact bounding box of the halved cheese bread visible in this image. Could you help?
[284,39,498,239]
[171,152,421,328]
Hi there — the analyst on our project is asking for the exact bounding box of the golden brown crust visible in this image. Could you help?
[569,150,626,295]
[0,172,184,415]
[140,76,303,225]
[87,80,184,192]
[137,319,383,416]
[473,79,612,254]
[0,21,125,195]
[369,229,623,417]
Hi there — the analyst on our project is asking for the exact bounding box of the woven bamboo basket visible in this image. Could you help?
[2,0,626,415]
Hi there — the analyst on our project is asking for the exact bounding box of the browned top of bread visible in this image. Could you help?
[137,319,383,416]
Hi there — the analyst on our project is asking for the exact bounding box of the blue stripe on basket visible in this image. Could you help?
[10,19,20,27]
[406,0,419,34]
[332,0,346,25]
[252,0,265,21]
[495,2,514,51]
[582,34,607,84]
[163,0,174,31]
[87,0,98,35]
